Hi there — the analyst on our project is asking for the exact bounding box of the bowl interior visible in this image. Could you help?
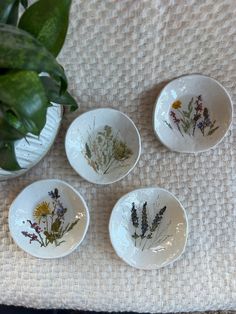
[109,188,188,269]
[154,75,232,152]
[9,180,89,258]
[66,108,141,184]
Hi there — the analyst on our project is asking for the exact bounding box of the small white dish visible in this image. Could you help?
[9,179,90,259]
[153,74,233,153]
[109,187,188,270]
[65,108,141,185]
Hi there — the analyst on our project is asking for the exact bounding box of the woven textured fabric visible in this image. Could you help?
[0,0,236,311]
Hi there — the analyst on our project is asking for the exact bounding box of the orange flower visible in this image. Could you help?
[172,100,182,109]
[34,202,51,221]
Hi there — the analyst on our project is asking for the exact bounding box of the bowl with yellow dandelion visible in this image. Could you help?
[153,74,233,153]
[65,108,141,184]
[109,187,188,270]
[8,179,90,259]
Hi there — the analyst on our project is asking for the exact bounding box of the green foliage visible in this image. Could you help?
[19,0,72,57]
[0,141,21,170]
[0,24,67,92]
[51,218,62,233]
[40,76,77,111]
[0,0,78,171]
[0,71,48,136]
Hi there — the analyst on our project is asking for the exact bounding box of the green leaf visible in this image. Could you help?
[208,126,219,136]
[182,110,189,117]
[0,71,48,136]
[0,23,67,92]
[51,218,61,233]
[85,143,91,159]
[6,0,19,26]
[0,112,26,141]
[67,218,80,232]
[2,108,28,136]
[0,141,21,171]
[40,76,78,111]
[19,0,72,57]
[0,0,19,24]
[188,97,194,111]
[44,231,54,243]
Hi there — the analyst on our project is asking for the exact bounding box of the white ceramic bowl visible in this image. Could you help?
[65,108,141,185]
[109,187,188,270]
[0,105,62,181]
[153,74,233,153]
[9,179,90,259]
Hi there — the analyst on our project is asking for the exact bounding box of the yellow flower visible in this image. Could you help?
[34,202,51,221]
[172,100,182,109]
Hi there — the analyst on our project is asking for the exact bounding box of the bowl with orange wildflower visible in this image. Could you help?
[153,74,233,153]
[8,179,90,258]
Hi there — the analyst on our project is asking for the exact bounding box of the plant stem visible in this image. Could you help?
[177,124,184,137]
[37,232,45,247]
[142,237,149,251]
[103,156,115,174]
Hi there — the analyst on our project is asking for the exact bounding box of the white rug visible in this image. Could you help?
[0,0,235,311]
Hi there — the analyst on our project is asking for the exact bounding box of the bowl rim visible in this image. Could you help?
[8,179,90,259]
[109,186,189,270]
[65,107,142,185]
[153,73,233,153]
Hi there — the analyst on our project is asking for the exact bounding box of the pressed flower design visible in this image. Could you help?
[166,95,219,137]
[21,188,80,247]
[84,125,133,175]
[130,201,170,251]
[34,202,51,221]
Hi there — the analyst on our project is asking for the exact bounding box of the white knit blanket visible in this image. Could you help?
[0,0,235,311]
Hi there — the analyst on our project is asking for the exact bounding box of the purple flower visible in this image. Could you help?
[195,95,203,113]
[193,113,201,122]
[48,188,60,199]
[170,111,180,124]
[203,108,207,117]
[27,220,42,233]
[21,231,39,244]
[55,201,67,218]
[197,121,204,132]
[205,117,211,127]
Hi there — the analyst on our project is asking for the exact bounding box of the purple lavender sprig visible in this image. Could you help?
[170,111,184,137]
[197,108,212,136]
[141,202,148,239]
[130,202,167,251]
[49,188,67,218]
[192,95,203,136]
[48,188,60,199]
[147,206,166,239]
[22,220,45,247]
[131,202,139,246]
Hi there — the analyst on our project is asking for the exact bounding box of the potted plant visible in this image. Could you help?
[0,0,78,173]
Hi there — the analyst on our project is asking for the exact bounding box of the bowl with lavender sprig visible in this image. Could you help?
[8,179,89,259]
[153,74,233,153]
[65,108,141,184]
[109,187,188,270]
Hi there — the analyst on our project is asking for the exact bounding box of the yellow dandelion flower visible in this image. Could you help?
[34,202,51,220]
[172,100,182,109]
